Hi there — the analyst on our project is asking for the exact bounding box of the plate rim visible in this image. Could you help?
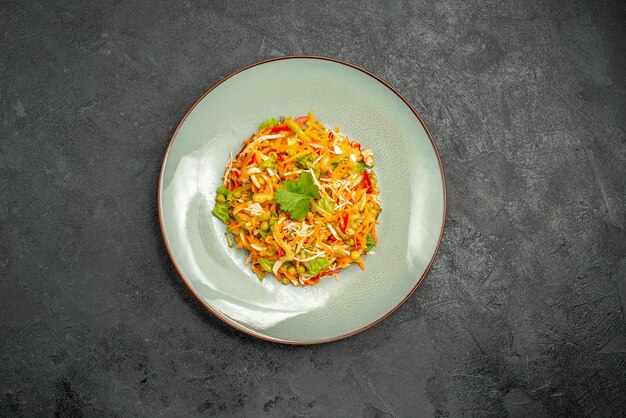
[157,55,447,345]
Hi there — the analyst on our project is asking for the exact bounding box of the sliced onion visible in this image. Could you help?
[272,257,286,276]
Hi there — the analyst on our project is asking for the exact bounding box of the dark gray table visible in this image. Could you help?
[2,1,625,416]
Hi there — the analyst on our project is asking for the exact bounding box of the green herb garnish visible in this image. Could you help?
[274,172,319,220]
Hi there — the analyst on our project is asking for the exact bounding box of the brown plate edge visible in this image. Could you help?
[157,55,448,345]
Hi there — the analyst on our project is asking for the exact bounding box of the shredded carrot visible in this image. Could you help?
[251,265,264,278]
[306,277,320,285]
[331,164,345,181]
[282,149,312,164]
[283,270,297,283]
[355,258,365,270]
[353,188,365,204]
[305,225,321,247]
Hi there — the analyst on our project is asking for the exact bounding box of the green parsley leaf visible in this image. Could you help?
[274,190,312,220]
[275,172,319,219]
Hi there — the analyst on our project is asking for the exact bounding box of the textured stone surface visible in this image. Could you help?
[1,0,625,416]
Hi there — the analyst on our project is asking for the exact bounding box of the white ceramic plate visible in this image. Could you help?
[158,56,446,344]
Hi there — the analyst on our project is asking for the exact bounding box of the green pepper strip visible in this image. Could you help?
[310,200,331,217]
[286,118,309,141]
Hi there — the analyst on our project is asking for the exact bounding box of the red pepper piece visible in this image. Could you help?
[269,123,290,134]
[362,170,374,193]
[269,116,308,134]
[340,213,349,232]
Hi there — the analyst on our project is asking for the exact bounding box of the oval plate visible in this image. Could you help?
[158,56,446,344]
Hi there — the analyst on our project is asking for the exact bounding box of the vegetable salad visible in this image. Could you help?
[212,112,381,286]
